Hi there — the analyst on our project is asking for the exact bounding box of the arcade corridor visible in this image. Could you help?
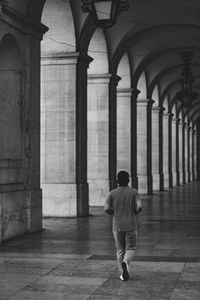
[0,0,200,298]
[0,181,200,299]
[1,0,200,243]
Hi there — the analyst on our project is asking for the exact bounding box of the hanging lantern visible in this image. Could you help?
[176,51,197,109]
[81,0,129,28]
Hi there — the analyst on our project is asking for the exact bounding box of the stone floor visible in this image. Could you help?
[0,181,200,299]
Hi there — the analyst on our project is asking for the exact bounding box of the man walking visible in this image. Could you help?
[104,170,142,281]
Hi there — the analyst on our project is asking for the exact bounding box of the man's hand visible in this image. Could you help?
[135,199,143,214]
[105,207,114,215]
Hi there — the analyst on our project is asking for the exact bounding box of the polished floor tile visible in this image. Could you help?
[0,181,200,299]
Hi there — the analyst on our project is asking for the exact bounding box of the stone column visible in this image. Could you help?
[159,108,164,191]
[109,74,121,190]
[193,129,197,180]
[88,74,111,206]
[179,121,184,184]
[162,113,170,188]
[24,30,48,234]
[117,88,132,175]
[137,98,153,194]
[0,12,48,243]
[41,53,82,217]
[131,89,140,189]
[152,106,161,191]
[176,118,180,186]
[184,124,189,183]
[168,113,173,188]
[188,127,193,182]
[76,54,93,216]
[197,124,200,180]
[182,122,186,184]
[171,117,177,186]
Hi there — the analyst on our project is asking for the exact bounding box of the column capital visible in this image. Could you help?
[160,106,165,114]
[110,74,121,86]
[148,99,155,107]
[132,89,140,98]
[41,52,80,66]
[137,98,154,106]
[152,106,161,112]
[137,98,148,106]
[78,53,93,68]
[117,88,133,97]
[184,124,190,131]
[179,121,184,126]
[172,117,180,123]
[162,112,171,118]
[88,73,111,84]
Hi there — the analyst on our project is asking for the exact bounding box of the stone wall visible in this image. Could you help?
[0,6,45,243]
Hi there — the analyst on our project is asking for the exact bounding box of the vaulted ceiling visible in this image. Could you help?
[8,0,200,124]
[80,0,200,123]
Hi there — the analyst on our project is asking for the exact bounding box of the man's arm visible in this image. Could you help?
[134,192,143,215]
[104,192,114,215]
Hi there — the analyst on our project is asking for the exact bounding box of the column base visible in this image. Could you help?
[163,172,170,189]
[172,172,178,186]
[152,173,160,191]
[188,172,191,182]
[26,189,42,233]
[88,179,109,206]
[193,171,197,181]
[169,172,173,188]
[0,188,42,244]
[182,171,186,184]
[42,183,77,217]
[185,172,189,183]
[138,175,152,194]
[131,176,138,189]
[159,173,164,191]
[179,172,183,184]
[176,171,180,186]
[77,182,89,217]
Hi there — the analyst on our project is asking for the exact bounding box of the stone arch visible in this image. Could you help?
[117,53,131,89]
[152,85,159,106]
[171,105,176,117]
[41,0,76,55]
[88,29,108,75]
[163,95,169,112]
[137,71,147,99]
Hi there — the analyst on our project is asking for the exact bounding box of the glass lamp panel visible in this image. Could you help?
[94,1,112,20]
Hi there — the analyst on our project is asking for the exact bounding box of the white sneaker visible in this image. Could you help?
[120,274,124,281]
